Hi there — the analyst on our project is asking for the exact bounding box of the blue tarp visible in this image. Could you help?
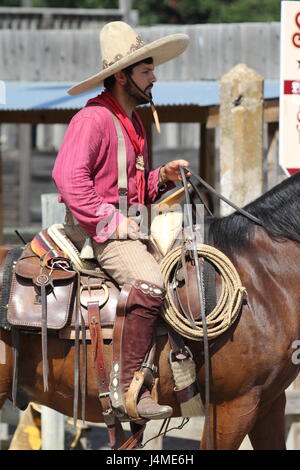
[0,80,280,111]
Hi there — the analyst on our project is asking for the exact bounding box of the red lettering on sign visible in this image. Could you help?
[284,80,300,94]
[292,12,300,47]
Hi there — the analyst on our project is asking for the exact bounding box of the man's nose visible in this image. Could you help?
[150,72,157,83]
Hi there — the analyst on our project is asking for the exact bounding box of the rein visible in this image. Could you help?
[179,166,211,449]
[182,166,263,226]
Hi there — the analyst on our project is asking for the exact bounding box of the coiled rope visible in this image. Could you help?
[160,244,246,341]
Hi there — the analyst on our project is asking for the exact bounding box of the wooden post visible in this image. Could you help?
[19,124,31,227]
[199,124,215,186]
[119,0,132,23]
[40,194,65,450]
[41,193,66,229]
[41,407,64,450]
[219,64,264,215]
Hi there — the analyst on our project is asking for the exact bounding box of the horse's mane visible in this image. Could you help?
[208,172,300,252]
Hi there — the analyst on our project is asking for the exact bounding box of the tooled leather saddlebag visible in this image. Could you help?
[7,245,77,330]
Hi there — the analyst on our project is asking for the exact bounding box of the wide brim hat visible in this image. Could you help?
[68,21,189,96]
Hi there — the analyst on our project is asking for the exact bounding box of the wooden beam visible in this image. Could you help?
[0,99,278,126]
[138,105,210,124]
[0,109,76,124]
[264,99,280,123]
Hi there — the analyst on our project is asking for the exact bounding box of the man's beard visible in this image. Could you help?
[124,80,153,106]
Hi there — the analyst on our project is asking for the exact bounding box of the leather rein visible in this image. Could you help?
[182,166,263,226]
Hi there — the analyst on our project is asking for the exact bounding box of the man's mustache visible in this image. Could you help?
[145,84,153,96]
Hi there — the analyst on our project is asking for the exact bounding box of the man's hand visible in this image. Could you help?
[116,217,141,240]
[159,159,190,183]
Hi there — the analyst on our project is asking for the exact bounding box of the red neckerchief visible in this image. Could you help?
[87,89,146,205]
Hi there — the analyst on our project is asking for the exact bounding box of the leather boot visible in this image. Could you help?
[121,279,173,420]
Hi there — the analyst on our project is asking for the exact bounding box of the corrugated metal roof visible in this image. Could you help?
[0,80,279,111]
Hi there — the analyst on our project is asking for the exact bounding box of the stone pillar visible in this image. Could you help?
[219,64,264,215]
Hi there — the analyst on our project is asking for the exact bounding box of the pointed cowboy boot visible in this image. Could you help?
[120,280,173,420]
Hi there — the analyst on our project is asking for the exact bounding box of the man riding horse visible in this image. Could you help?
[52,21,189,421]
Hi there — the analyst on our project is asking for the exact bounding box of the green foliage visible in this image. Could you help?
[0,0,281,24]
[0,0,21,5]
[132,0,281,25]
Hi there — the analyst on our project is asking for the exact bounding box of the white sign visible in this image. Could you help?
[279,1,300,174]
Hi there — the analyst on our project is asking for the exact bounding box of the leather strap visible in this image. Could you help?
[34,270,53,393]
[73,275,80,424]
[111,113,128,197]
[11,327,20,407]
[87,302,109,390]
[181,165,262,226]
[41,281,48,392]
[125,371,144,420]
[174,381,199,403]
[87,300,126,448]
[118,423,146,450]
[178,247,198,329]
[87,301,111,412]
[86,102,128,199]
[166,322,191,359]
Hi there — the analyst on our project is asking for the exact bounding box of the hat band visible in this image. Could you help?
[102,35,145,69]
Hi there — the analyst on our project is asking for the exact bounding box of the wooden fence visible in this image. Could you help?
[0,22,280,82]
[0,2,138,29]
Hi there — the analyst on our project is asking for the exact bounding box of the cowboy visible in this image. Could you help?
[52,21,189,421]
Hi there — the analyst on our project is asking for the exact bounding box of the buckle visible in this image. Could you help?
[118,188,128,196]
[170,346,193,363]
[80,282,109,308]
[102,407,116,426]
[142,362,158,374]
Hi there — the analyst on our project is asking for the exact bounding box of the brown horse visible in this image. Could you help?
[1,172,300,450]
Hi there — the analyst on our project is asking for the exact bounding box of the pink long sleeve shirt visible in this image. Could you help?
[52,103,174,242]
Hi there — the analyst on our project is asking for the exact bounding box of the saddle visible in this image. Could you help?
[1,196,207,448]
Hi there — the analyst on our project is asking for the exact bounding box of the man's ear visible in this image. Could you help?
[115,70,127,86]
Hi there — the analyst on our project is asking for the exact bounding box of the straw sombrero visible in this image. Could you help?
[68,21,189,96]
